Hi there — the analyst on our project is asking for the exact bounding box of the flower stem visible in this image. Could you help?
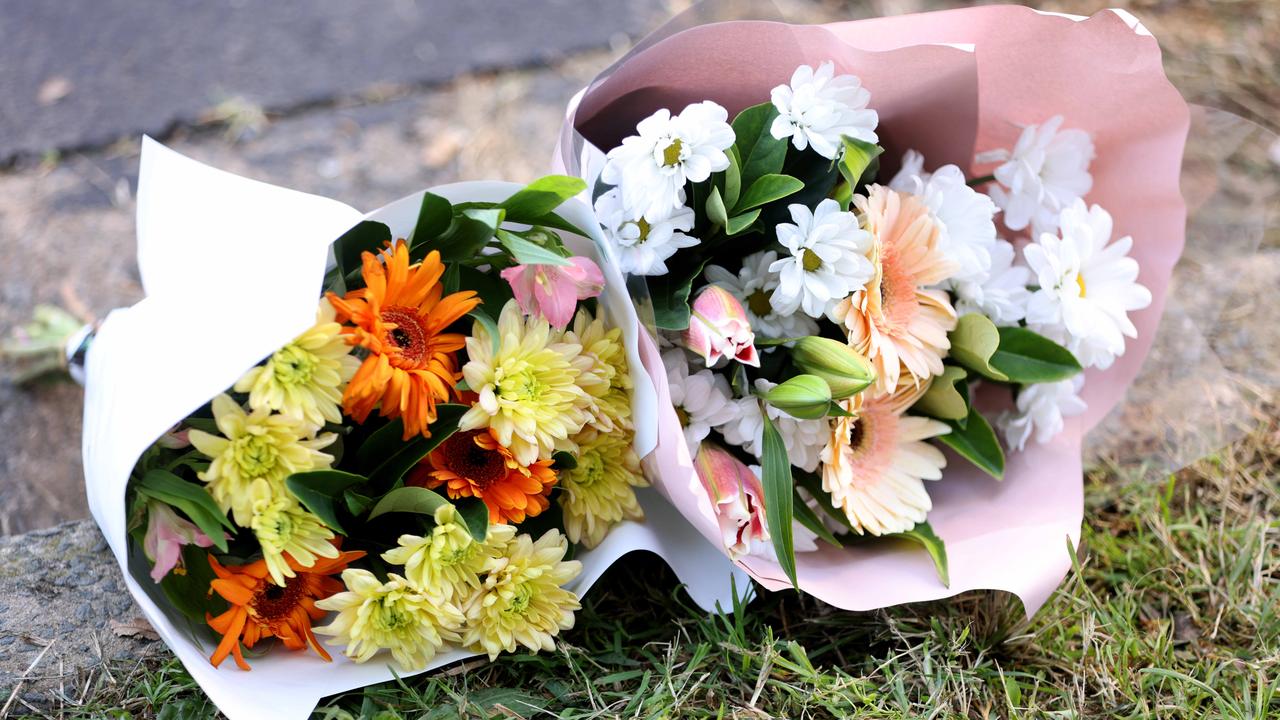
[967,174,997,187]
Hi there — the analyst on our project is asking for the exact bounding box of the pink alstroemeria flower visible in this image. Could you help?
[500,256,605,328]
[143,502,216,582]
[694,443,769,558]
[683,284,760,367]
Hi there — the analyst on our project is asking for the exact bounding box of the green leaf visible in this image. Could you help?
[937,406,1005,480]
[158,544,225,620]
[455,498,490,541]
[913,365,969,421]
[825,401,856,418]
[499,175,587,223]
[335,221,392,281]
[731,103,786,189]
[991,326,1083,384]
[948,313,1009,382]
[344,490,374,516]
[649,258,708,330]
[367,485,449,520]
[723,146,743,209]
[285,470,369,533]
[760,409,798,587]
[352,419,409,473]
[791,490,841,548]
[459,265,514,319]
[552,451,578,471]
[496,228,572,267]
[411,208,501,264]
[725,209,761,236]
[468,309,501,356]
[733,174,804,213]
[136,469,233,552]
[706,185,729,228]
[367,403,469,490]
[837,137,884,190]
[793,470,854,534]
[891,521,950,587]
[410,192,453,246]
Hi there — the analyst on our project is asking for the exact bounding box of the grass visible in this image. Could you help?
[24,410,1278,719]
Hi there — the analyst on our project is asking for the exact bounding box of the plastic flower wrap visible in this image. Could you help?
[556,5,1205,610]
[79,139,746,719]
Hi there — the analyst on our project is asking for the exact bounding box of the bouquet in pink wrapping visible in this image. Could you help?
[556,5,1190,613]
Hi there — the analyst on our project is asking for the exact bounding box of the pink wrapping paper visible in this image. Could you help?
[565,6,1189,615]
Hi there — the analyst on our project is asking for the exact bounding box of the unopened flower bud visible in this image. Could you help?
[683,284,760,368]
[790,336,875,399]
[759,374,831,420]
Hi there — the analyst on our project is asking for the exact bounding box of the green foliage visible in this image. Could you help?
[731,103,787,189]
[949,313,1009,382]
[367,404,468,491]
[285,469,369,533]
[837,136,884,192]
[733,173,803,213]
[332,220,392,287]
[496,228,571,267]
[648,258,708,331]
[368,485,449,520]
[498,175,586,223]
[135,469,234,552]
[890,521,949,587]
[157,544,226,621]
[760,408,797,588]
[938,406,1005,479]
[991,326,1082,383]
[912,365,969,421]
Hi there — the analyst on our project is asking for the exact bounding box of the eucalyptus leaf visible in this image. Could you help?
[734,174,804,213]
[991,327,1082,383]
[912,365,969,421]
[496,229,572,266]
[285,470,370,533]
[760,410,798,587]
[891,521,950,587]
[731,103,786,189]
[367,485,449,520]
[948,313,1009,382]
[937,406,1005,480]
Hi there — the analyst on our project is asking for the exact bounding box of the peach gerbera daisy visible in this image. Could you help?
[831,186,958,396]
[327,243,479,439]
[408,428,558,524]
[205,547,364,670]
[820,384,949,536]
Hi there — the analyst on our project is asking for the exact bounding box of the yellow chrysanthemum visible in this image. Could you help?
[234,301,359,431]
[459,300,594,466]
[189,394,335,526]
[382,504,515,601]
[562,308,633,433]
[461,529,581,660]
[558,428,647,549]
[247,479,340,586]
[314,569,465,670]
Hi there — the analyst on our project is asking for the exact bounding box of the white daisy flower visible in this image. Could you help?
[1023,200,1152,370]
[704,250,820,342]
[601,101,735,222]
[770,61,878,159]
[594,189,698,276]
[889,152,998,286]
[998,376,1087,451]
[720,380,825,473]
[952,239,1032,326]
[769,199,874,319]
[980,115,1095,237]
[663,349,739,456]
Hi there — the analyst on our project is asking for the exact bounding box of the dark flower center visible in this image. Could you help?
[251,575,305,624]
[440,430,508,489]
[381,305,428,363]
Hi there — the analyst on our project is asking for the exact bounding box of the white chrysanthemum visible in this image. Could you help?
[720,381,825,473]
[889,152,998,286]
[746,464,819,556]
[704,251,819,341]
[999,376,1087,451]
[594,188,699,276]
[601,101,735,221]
[662,349,739,456]
[1023,200,1152,369]
[770,61,878,159]
[770,199,875,319]
[952,239,1032,326]
[980,115,1095,237]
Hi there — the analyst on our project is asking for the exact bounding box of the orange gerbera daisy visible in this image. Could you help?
[327,243,479,439]
[407,428,558,524]
[205,548,365,670]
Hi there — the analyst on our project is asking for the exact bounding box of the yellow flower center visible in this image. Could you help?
[675,406,690,426]
[575,451,605,489]
[747,289,773,317]
[233,434,280,478]
[635,217,651,242]
[1075,273,1087,298]
[661,138,684,167]
[505,583,534,616]
[802,248,823,273]
[372,596,414,631]
[271,344,318,387]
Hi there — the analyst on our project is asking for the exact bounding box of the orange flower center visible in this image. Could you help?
[250,576,305,624]
[439,430,508,490]
[381,305,429,363]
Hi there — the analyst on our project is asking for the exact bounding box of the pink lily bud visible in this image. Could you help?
[500,256,605,328]
[683,284,760,368]
[143,502,217,582]
[156,424,191,449]
[694,443,769,558]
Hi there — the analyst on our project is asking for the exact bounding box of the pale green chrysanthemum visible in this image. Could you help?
[459,300,594,465]
[460,529,582,660]
[558,428,648,549]
[188,394,335,526]
[381,504,515,601]
[562,308,633,433]
[248,479,340,586]
[314,569,465,670]
[234,301,359,432]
